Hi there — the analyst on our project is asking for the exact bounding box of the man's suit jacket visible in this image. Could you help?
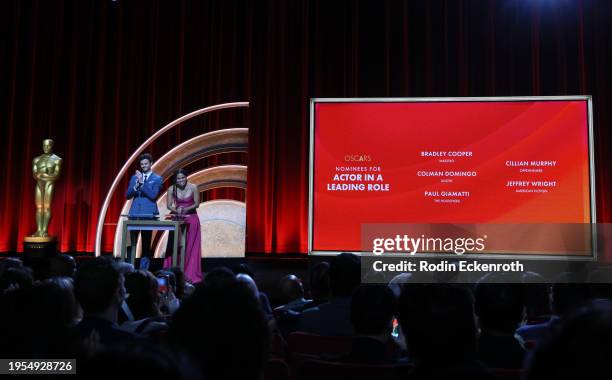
[126,172,162,217]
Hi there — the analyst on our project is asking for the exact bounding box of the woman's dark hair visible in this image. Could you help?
[173,168,189,201]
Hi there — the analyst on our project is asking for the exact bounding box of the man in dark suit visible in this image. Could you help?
[126,153,162,270]
[74,257,135,353]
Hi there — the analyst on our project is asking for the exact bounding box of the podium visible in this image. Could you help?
[120,218,186,272]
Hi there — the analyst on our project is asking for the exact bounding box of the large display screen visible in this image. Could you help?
[309,97,595,258]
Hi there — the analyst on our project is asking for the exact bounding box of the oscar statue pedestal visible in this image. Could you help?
[23,236,58,257]
[23,236,58,279]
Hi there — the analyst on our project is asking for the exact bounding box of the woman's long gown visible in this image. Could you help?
[164,195,202,283]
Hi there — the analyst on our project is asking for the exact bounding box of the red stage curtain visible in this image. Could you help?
[1,0,610,254]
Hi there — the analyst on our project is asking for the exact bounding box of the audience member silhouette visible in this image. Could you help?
[3,252,608,378]
[526,299,612,380]
[309,261,331,304]
[275,274,310,312]
[120,270,169,337]
[169,277,270,380]
[202,266,237,288]
[0,267,33,294]
[237,272,273,315]
[46,276,81,325]
[234,264,273,314]
[398,284,494,380]
[124,270,161,320]
[0,257,24,272]
[74,257,134,354]
[587,268,612,300]
[388,273,412,299]
[521,272,551,324]
[49,253,77,278]
[0,280,78,358]
[517,272,589,344]
[474,273,526,368]
[299,253,361,336]
[347,284,398,364]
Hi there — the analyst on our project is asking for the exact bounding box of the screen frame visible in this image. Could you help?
[308,96,596,260]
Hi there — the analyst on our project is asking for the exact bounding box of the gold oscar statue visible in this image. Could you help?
[25,139,63,243]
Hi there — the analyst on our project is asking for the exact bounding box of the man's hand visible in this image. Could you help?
[160,290,180,315]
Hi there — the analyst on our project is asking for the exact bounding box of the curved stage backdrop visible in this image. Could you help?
[1,0,611,255]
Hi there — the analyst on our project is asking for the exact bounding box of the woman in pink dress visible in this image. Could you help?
[164,169,202,283]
